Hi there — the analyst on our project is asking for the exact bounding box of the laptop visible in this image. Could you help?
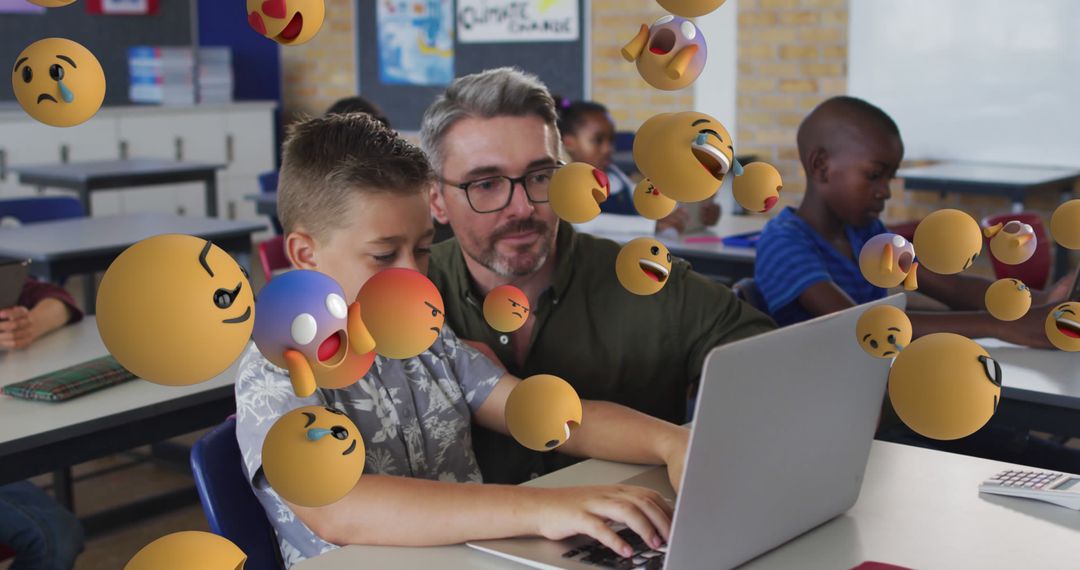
[0,257,31,311]
[467,294,906,570]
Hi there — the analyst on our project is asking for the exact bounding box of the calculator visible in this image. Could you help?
[978,469,1080,509]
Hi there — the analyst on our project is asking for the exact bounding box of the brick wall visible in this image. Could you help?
[279,0,357,122]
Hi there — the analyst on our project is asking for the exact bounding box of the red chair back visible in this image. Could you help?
[982,212,1051,289]
[0,544,15,561]
[257,236,290,282]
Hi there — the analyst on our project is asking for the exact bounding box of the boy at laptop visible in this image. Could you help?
[235,113,689,567]
[755,95,1073,345]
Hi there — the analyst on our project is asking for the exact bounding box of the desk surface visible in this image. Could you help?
[13,159,226,184]
[0,213,264,261]
[978,338,1080,411]
[898,162,1080,188]
[296,441,1080,570]
[0,317,238,455]
[585,214,766,262]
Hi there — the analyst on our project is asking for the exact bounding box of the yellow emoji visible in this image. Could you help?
[12,38,105,128]
[631,178,678,221]
[656,0,728,17]
[96,235,254,386]
[984,220,1037,265]
[622,15,708,91]
[615,238,673,296]
[125,531,246,570]
[984,278,1032,322]
[732,161,783,214]
[28,0,77,6]
[1044,302,1080,352]
[858,233,918,290]
[247,0,325,46]
[633,112,736,203]
[888,333,1002,441]
[262,405,365,507]
[548,162,610,224]
[356,268,445,359]
[855,305,911,359]
[1050,199,1080,250]
[912,209,983,275]
[505,375,583,452]
[483,285,530,333]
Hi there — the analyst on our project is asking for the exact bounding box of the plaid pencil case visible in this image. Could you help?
[3,355,137,402]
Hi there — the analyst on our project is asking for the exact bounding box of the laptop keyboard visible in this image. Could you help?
[560,527,666,569]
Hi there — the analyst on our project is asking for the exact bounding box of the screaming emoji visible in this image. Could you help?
[247,0,325,46]
[984,220,1037,266]
[858,233,918,290]
[504,374,583,452]
[96,234,254,386]
[622,15,708,91]
[855,304,912,359]
[483,285,530,333]
[615,238,673,296]
[124,531,246,570]
[732,161,783,214]
[984,278,1032,322]
[12,38,105,127]
[262,405,366,507]
[631,178,678,221]
[252,270,376,398]
[357,268,445,359]
[548,162,610,224]
[633,111,738,203]
[912,209,983,275]
[1044,302,1080,352]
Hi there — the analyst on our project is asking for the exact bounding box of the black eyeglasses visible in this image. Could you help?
[978,354,1002,388]
[441,163,564,213]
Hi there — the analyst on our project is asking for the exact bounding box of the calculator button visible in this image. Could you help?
[1024,483,1035,488]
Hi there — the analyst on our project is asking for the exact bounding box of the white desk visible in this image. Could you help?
[296,441,1080,570]
[978,338,1080,412]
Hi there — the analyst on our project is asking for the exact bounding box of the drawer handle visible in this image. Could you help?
[118,140,129,160]
[174,137,184,161]
[0,148,7,181]
[60,144,70,163]
[226,134,235,164]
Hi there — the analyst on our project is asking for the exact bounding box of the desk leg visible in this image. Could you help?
[80,184,92,217]
[205,175,219,218]
[83,274,97,315]
[52,467,75,511]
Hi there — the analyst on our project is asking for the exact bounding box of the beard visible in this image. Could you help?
[465,218,554,277]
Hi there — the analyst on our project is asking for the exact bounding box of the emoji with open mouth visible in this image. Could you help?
[505,375,583,452]
[357,267,445,359]
[913,209,983,275]
[483,285,530,333]
[888,333,1002,441]
[633,111,738,203]
[247,0,325,46]
[732,161,783,214]
[125,531,246,570]
[548,162,610,224]
[984,278,1032,322]
[615,237,673,296]
[97,234,254,386]
[656,0,728,17]
[855,304,911,359]
[622,15,707,91]
[632,178,677,220]
[858,233,918,290]
[12,38,105,127]
[1051,199,1080,250]
[252,270,376,398]
[984,220,1037,265]
[1045,302,1080,352]
[262,405,365,507]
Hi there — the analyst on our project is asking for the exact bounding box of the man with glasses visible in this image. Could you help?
[423,67,776,484]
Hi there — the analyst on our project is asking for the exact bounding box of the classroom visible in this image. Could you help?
[1,0,1079,568]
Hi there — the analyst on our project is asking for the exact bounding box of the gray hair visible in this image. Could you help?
[420,67,559,175]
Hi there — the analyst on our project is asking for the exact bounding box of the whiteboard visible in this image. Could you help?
[848,0,1080,168]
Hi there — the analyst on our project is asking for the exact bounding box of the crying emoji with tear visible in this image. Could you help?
[13,38,105,128]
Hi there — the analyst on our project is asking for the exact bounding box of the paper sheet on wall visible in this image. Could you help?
[457,0,579,43]
[377,0,455,87]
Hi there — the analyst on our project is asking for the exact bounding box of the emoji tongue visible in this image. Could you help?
[57,79,74,103]
[318,333,341,361]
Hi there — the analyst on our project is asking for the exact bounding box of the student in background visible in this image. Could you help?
[0,279,84,569]
[554,98,720,234]
[325,95,391,128]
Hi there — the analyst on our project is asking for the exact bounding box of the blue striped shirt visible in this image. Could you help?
[755,207,887,326]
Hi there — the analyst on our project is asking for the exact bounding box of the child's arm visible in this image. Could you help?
[916,268,1074,310]
[473,375,691,493]
[286,473,673,558]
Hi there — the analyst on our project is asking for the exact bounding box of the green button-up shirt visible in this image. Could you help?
[429,223,776,484]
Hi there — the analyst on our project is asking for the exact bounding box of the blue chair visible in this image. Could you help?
[0,197,84,224]
[191,417,284,570]
[731,277,768,314]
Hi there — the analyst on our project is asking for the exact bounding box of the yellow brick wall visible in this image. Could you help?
[280,0,357,122]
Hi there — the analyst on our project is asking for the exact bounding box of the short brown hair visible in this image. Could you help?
[278,113,434,241]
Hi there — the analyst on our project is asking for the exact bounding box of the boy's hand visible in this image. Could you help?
[532,485,673,558]
[0,306,35,349]
[999,306,1056,349]
[699,202,721,227]
[1035,272,1076,306]
[655,208,689,235]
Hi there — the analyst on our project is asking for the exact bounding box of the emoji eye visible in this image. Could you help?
[21,66,32,84]
[887,334,896,344]
[325,293,348,319]
[891,235,906,247]
[654,14,675,26]
[213,288,234,308]
[330,426,349,440]
[869,340,879,349]
[49,64,64,81]
[431,308,439,317]
[291,313,318,345]
[680,21,697,40]
[650,246,660,255]
[1023,224,1033,234]
[666,253,672,263]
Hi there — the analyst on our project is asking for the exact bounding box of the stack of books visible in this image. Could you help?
[128,46,234,105]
